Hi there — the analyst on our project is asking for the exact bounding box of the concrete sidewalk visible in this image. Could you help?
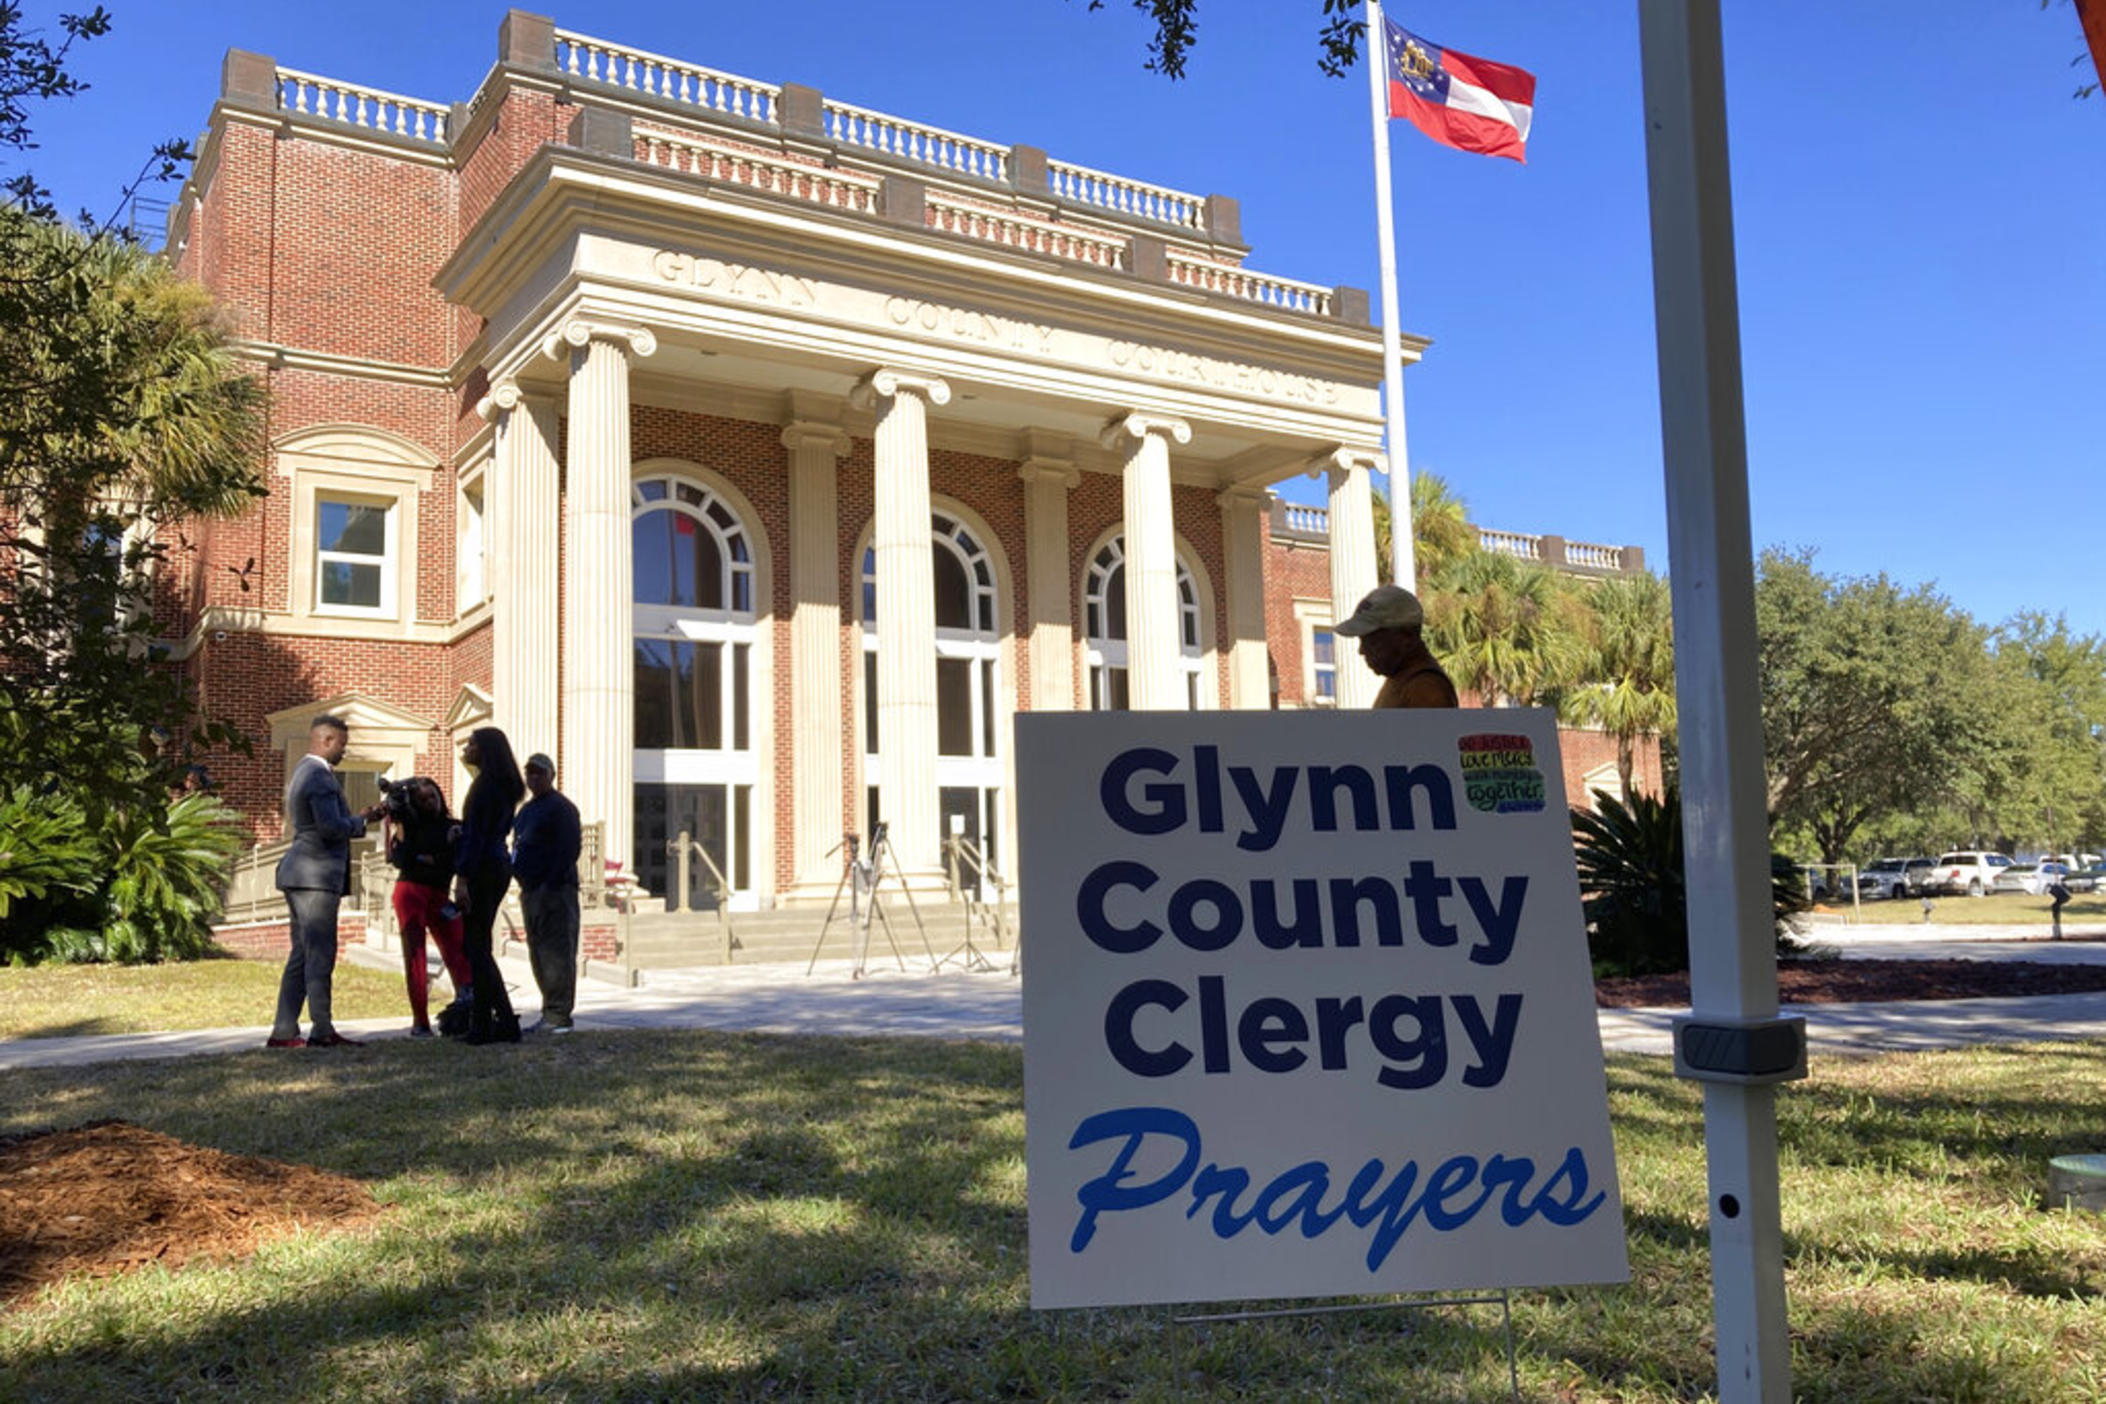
[6,948,2106,1071]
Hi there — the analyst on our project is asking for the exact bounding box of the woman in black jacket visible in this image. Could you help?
[452,726,524,1043]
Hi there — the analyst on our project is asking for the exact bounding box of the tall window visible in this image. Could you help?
[1311,628,1338,705]
[1083,536,1207,711]
[631,474,758,910]
[861,510,1005,875]
[315,495,394,615]
[457,476,486,613]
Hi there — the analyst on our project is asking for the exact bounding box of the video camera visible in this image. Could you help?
[375,775,439,824]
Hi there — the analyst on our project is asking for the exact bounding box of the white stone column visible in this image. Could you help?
[783,415,850,899]
[1217,485,1272,710]
[1322,448,1382,710]
[548,319,655,878]
[1018,433,1079,711]
[478,381,563,760]
[1101,412,1191,711]
[850,368,949,885]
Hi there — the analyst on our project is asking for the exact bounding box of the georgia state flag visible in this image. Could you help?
[1384,18,1535,163]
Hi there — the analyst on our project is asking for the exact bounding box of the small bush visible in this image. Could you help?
[0,790,241,964]
[1573,785,1810,977]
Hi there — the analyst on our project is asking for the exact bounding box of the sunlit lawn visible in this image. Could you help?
[2,1031,2103,1402]
[0,951,410,1039]
[1810,890,2106,928]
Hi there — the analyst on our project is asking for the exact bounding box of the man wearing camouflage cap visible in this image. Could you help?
[1334,584,1459,709]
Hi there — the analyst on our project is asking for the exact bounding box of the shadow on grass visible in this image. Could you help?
[2,1033,2102,1401]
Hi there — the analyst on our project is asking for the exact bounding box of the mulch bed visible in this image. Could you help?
[1595,956,2106,1008]
[0,1120,382,1311]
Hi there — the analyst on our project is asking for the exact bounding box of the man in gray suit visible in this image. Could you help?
[269,715,387,1048]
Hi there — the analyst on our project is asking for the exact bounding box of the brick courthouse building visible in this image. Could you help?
[164,11,1652,925]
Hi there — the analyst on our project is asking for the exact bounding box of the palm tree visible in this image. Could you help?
[1561,571,1677,797]
[1423,550,1593,707]
[1370,471,1477,587]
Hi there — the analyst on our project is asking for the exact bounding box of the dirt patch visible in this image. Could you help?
[0,1120,382,1310]
[1596,957,2106,1009]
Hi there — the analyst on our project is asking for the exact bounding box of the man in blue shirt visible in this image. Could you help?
[512,752,583,1033]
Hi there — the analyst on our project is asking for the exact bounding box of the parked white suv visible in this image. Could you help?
[1925,851,2015,897]
[1857,857,1935,899]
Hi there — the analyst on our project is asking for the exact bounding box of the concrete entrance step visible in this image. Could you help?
[608,902,1018,971]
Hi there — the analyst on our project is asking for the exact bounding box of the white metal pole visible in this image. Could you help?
[1635,1,1794,1400]
[1363,0,1417,589]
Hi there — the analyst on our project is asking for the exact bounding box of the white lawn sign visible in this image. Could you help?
[1018,708,1628,1309]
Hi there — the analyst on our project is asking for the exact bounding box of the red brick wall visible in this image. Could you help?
[1263,536,1332,708]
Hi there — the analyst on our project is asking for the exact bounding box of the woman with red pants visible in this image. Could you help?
[385,778,472,1037]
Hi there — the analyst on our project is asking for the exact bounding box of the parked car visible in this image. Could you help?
[1857,857,1935,899]
[2066,865,2106,894]
[1991,862,2072,896]
[1924,851,2015,896]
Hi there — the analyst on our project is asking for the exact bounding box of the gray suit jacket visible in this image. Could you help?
[274,755,368,894]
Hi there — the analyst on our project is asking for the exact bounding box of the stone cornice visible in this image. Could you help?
[228,339,451,389]
[1017,458,1080,490]
[1215,484,1271,510]
[849,368,952,410]
[1100,411,1192,451]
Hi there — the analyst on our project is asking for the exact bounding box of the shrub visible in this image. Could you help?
[0,790,241,964]
[1573,786,1810,977]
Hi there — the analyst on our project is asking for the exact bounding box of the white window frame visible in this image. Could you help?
[1083,535,1209,712]
[631,471,761,908]
[275,425,436,636]
[313,492,398,619]
[456,466,488,618]
[1291,597,1340,708]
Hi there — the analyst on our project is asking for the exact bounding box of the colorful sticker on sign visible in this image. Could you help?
[1459,732,1546,814]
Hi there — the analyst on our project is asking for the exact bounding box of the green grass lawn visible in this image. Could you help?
[0,951,412,1039]
[1810,890,2106,927]
[2,1031,2103,1402]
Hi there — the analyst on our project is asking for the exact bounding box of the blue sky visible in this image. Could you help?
[20,1,2106,638]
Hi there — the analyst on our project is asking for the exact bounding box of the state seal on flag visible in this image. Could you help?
[1458,732,1547,814]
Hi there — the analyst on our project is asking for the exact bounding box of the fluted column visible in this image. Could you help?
[477,380,562,758]
[783,415,851,899]
[1321,448,1383,709]
[1217,485,1271,710]
[1018,433,1080,711]
[548,319,655,878]
[850,368,949,885]
[1101,411,1191,711]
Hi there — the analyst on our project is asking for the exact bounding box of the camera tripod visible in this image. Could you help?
[805,824,937,979]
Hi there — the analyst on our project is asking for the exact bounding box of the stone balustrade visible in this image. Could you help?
[924,192,1126,269]
[276,67,449,142]
[254,25,1351,320]
[824,98,1008,183]
[1047,159,1207,234]
[635,129,882,212]
[1166,253,1332,316]
[1272,502,1644,576]
[1479,527,1542,561]
[555,29,778,124]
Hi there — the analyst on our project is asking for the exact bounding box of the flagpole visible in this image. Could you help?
[1363,0,1416,589]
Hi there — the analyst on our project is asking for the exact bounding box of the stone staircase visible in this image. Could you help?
[524,899,1020,977]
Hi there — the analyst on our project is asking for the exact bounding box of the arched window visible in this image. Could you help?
[1083,536,1207,710]
[631,473,758,909]
[861,510,1005,873]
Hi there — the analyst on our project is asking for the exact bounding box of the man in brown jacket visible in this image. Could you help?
[1335,584,1459,709]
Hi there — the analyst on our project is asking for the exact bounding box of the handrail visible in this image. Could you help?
[554,29,779,125]
[669,829,739,964]
[276,67,450,143]
[944,833,1017,974]
[924,190,1127,269]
